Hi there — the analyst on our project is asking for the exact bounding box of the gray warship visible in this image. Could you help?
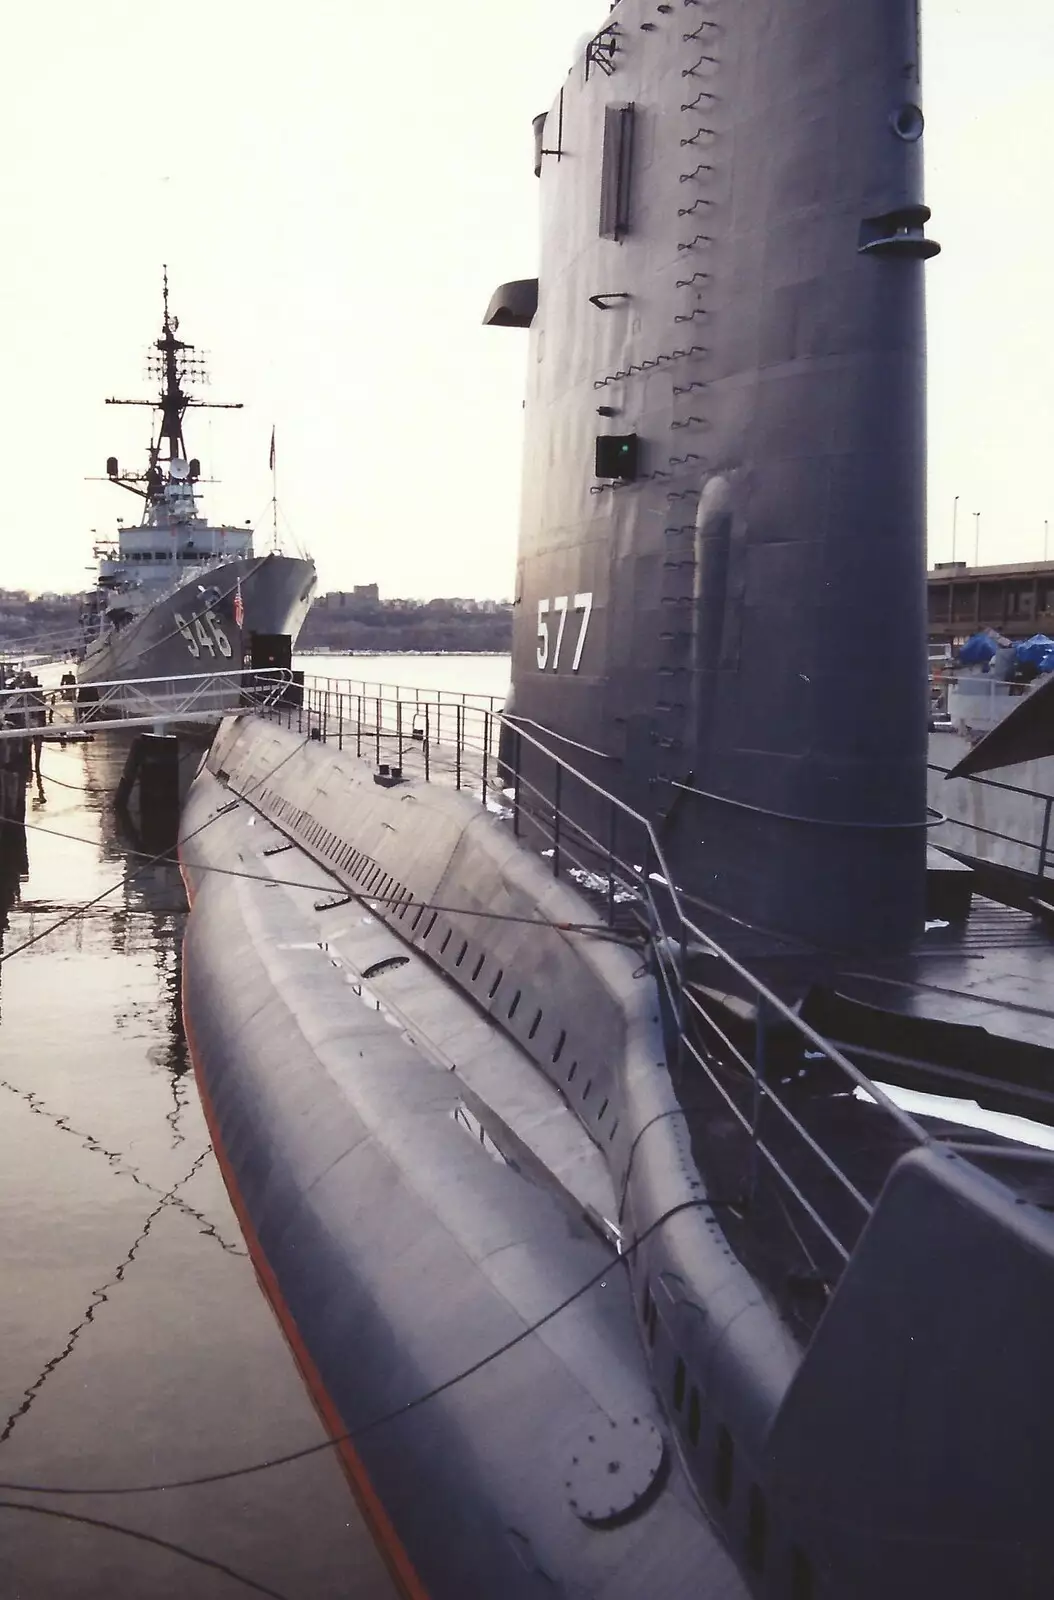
[78,275,316,694]
[178,4,1054,1596]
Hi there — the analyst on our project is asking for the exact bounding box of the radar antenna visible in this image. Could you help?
[102,267,243,504]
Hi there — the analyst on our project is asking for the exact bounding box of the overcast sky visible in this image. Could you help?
[0,1,1050,598]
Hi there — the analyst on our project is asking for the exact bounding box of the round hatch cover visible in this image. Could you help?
[564,1415,666,1527]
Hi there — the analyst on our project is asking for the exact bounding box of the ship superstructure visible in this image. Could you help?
[79,273,315,687]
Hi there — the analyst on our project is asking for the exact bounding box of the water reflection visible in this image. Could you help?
[0,731,396,1599]
[0,823,28,1025]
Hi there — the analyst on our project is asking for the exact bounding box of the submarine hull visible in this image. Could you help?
[181,737,751,1599]
[181,715,1054,1598]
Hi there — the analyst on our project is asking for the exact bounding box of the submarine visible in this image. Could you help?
[180,3,1054,1595]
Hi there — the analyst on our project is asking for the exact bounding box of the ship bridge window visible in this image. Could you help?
[599,104,635,241]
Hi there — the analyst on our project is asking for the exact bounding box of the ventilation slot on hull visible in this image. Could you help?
[714,1426,733,1507]
[747,1486,767,1574]
[599,104,635,241]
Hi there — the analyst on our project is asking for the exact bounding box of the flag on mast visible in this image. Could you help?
[269,426,276,471]
[234,577,244,630]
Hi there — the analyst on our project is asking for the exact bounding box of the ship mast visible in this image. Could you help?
[156,267,193,465]
[103,267,242,505]
[269,425,279,552]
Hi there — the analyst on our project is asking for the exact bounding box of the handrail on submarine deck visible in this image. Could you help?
[259,675,960,1283]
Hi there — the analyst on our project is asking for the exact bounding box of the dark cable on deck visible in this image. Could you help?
[0,1200,711,1499]
[0,811,643,945]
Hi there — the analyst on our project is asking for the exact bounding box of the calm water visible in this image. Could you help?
[0,734,398,1597]
[295,652,511,703]
[0,654,507,1596]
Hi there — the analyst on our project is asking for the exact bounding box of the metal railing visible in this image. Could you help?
[930,758,1054,883]
[257,673,939,1284]
[0,666,294,741]
[930,667,1040,727]
[270,677,501,791]
[296,673,504,721]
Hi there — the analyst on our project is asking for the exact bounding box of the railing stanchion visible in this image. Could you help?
[513,729,522,838]
[356,694,362,757]
[375,696,381,766]
[748,999,769,1207]
[482,710,490,809]
[456,704,462,791]
[424,702,430,782]
[642,834,659,944]
[675,907,689,1083]
[397,698,403,765]
[338,691,344,751]
[1040,797,1053,882]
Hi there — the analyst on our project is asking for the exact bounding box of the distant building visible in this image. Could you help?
[928,558,1054,642]
[312,588,510,615]
[419,597,512,614]
[317,585,380,609]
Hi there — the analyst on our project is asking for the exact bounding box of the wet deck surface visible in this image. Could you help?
[0,733,397,1599]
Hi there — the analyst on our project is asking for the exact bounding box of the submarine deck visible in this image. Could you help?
[215,688,1054,1361]
[181,691,1054,1595]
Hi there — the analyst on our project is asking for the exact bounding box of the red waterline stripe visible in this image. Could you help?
[179,847,430,1600]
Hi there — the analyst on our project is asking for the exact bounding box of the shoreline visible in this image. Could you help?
[296,649,510,658]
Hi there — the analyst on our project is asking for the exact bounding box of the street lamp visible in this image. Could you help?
[952,495,959,562]
[973,511,981,566]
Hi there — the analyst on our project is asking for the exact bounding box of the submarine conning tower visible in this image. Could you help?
[487,0,939,957]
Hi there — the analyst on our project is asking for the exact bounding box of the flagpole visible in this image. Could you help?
[269,425,278,552]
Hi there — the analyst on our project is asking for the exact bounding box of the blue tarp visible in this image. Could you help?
[1014,634,1054,668]
[959,632,997,666]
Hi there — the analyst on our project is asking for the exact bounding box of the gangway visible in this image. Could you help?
[0,666,293,740]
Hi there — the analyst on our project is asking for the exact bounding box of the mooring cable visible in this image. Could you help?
[0,1501,294,1600]
[0,738,311,968]
[0,811,642,945]
[0,1199,710,1499]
